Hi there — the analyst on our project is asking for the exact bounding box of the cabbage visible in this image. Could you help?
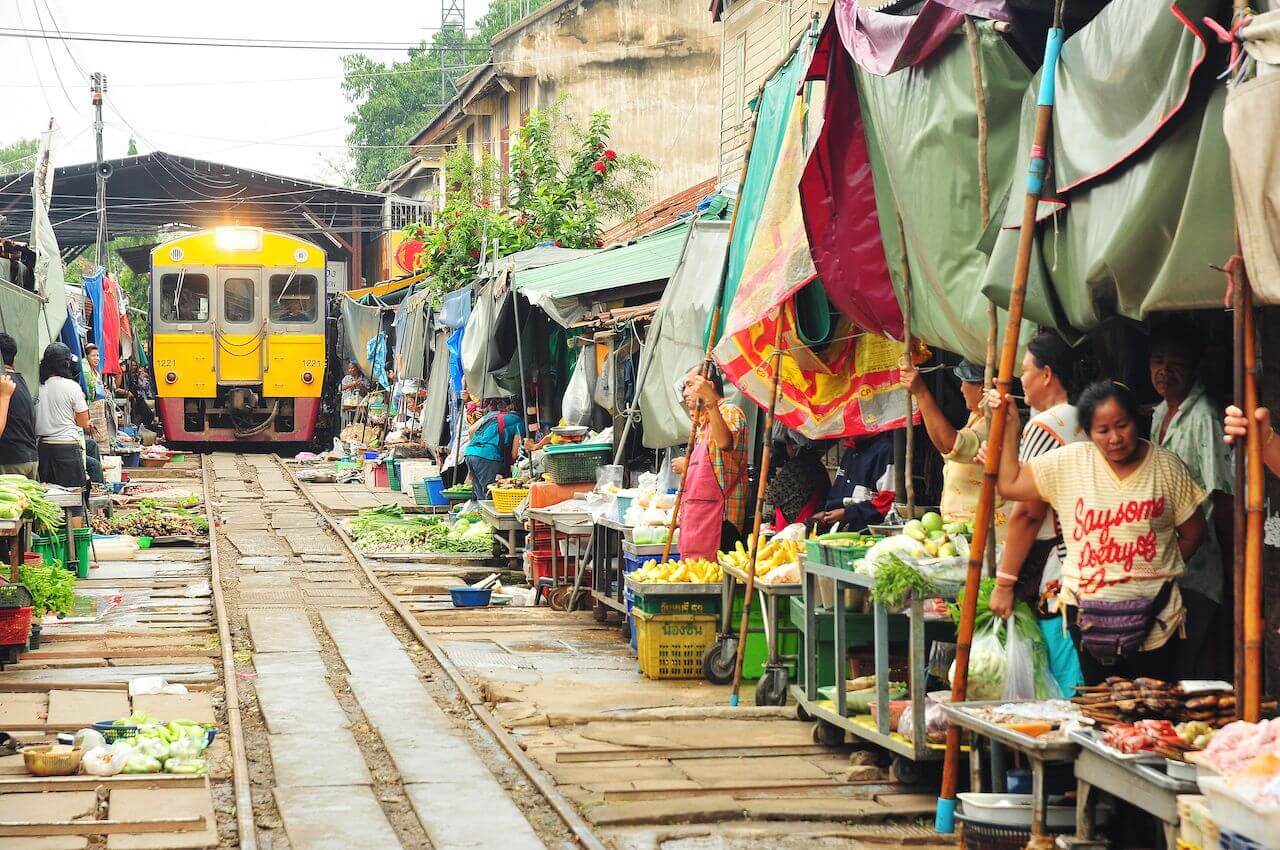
[73,728,105,752]
[132,736,170,761]
[460,521,491,540]
[122,754,163,774]
[858,536,927,577]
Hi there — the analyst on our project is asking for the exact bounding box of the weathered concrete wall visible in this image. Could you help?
[493,0,722,209]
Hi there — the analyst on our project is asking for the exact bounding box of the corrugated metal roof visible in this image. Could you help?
[512,223,689,300]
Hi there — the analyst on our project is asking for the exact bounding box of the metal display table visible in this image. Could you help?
[1068,728,1195,850]
[943,701,1080,836]
[589,516,631,626]
[790,559,959,780]
[477,500,525,567]
[703,562,801,706]
[526,507,592,608]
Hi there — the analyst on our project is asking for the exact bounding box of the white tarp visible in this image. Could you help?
[30,125,69,360]
[636,218,731,448]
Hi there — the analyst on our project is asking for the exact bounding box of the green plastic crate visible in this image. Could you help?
[542,443,611,484]
[818,533,882,570]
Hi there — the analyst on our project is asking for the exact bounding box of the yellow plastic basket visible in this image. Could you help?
[633,610,718,679]
[489,487,529,515]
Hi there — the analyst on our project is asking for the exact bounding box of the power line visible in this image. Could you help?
[0,27,489,52]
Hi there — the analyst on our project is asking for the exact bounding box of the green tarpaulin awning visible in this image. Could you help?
[513,224,690,327]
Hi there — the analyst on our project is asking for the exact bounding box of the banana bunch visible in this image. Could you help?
[633,557,722,584]
[718,535,804,577]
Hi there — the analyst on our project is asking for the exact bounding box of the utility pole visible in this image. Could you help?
[91,72,108,270]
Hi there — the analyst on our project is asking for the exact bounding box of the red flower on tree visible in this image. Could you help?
[592,161,606,174]
[603,149,617,162]
[470,248,480,259]
[479,200,490,208]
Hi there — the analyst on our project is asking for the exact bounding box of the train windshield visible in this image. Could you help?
[223,277,256,323]
[269,274,318,323]
[159,273,210,322]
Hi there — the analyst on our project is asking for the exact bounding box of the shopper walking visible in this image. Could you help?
[991,380,1207,684]
[35,343,91,529]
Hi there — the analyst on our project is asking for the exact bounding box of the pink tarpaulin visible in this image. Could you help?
[799,18,903,340]
[837,0,1011,77]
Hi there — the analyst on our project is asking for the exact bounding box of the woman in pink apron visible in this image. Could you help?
[674,368,747,562]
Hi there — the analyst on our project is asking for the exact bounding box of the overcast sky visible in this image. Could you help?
[0,0,489,186]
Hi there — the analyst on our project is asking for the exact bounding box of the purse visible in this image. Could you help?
[1075,582,1174,664]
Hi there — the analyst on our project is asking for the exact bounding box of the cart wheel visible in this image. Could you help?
[548,586,571,612]
[812,719,845,746]
[569,589,591,612]
[796,703,812,722]
[701,638,738,685]
[754,665,789,706]
[592,601,608,623]
[889,755,923,785]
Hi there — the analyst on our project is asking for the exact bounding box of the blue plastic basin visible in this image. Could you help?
[449,587,493,608]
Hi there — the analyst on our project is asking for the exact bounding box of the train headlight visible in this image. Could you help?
[214,226,263,252]
[302,371,314,384]
[165,371,178,385]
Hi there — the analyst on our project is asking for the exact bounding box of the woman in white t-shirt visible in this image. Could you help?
[991,380,1207,684]
[35,343,91,512]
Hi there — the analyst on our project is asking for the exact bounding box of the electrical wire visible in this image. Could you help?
[0,27,472,51]
[29,0,82,115]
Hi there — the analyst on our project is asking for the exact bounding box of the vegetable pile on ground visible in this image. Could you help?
[78,712,212,776]
[18,562,75,618]
[346,504,492,553]
[0,475,63,533]
[93,500,209,537]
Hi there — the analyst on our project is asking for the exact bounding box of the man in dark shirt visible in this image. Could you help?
[0,334,38,479]
[814,429,898,531]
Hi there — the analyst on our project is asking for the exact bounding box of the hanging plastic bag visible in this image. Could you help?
[563,357,592,426]
[1001,616,1038,701]
[950,616,1005,701]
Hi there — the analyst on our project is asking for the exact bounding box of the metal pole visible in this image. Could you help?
[91,72,107,270]
[937,2,1064,833]
[729,339,784,706]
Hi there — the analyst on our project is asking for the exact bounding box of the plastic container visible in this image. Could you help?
[101,456,123,484]
[956,814,1065,850]
[958,794,1075,831]
[1198,776,1280,848]
[171,453,186,464]
[23,551,43,566]
[91,720,140,744]
[136,536,152,550]
[0,605,33,645]
[121,450,141,469]
[72,528,92,578]
[364,450,379,461]
[543,443,611,484]
[490,487,529,515]
[424,477,447,506]
[448,586,493,608]
[1180,794,1220,850]
[633,610,718,679]
[386,459,402,492]
[31,533,63,566]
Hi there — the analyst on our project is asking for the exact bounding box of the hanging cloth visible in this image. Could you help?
[100,276,122,376]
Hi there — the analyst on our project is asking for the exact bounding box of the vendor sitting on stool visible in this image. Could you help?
[672,365,747,561]
[815,430,897,531]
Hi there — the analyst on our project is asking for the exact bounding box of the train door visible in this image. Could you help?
[216,267,263,384]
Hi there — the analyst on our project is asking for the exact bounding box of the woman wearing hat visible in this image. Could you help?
[901,359,1009,538]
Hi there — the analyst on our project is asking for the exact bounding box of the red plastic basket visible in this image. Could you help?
[0,606,33,645]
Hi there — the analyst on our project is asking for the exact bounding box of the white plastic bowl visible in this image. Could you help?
[958,793,1075,830]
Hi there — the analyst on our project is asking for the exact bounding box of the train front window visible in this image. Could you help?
[158,273,209,322]
[269,274,318,323]
[223,277,256,323]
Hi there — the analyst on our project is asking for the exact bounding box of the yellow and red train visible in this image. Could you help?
[150,227,329,443]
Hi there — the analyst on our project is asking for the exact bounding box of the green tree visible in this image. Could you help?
[127,137,138,156]
[340,0,551,189]
[406,101,653,296]
[0,137,39,173]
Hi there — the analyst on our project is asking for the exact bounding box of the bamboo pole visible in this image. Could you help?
[898,214,916,516]
[729,340,785,707]
[1243,284,1264,722]
[1233,263,1247,713]
[936,3,1064,834]
[965,16,999,575]
[660,308,722,565]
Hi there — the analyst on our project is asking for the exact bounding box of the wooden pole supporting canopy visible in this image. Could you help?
[936,1,1065,834]
[1242,282,1264,722]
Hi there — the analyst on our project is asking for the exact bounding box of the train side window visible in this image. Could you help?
[223,277,256,323]
[158,273,210,322]
[269,274,318,323]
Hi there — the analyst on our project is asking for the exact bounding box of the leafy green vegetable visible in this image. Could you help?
[870,556,937,608]
[18,563,75,618]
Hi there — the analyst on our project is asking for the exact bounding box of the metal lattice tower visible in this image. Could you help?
[439,0,468,100]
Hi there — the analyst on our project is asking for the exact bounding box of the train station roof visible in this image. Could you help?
[0,151,387,256]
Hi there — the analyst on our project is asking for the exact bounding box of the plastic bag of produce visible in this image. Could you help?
[73,728,105,752]
[949,617,1005,701]
[898,701,949,743]
[82,743,130,776]
[1001,616,1037,701]
[123,754,163,774]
